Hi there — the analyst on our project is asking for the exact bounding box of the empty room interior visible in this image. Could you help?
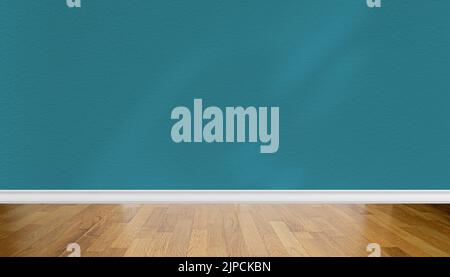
[0,0,449,261]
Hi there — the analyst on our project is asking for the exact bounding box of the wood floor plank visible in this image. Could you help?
[86,223,126,253]
[222,209,250,256]
[0,205,89,256]
[147,232,173,256]
[165,217,194,257]
[251,208,290,257]
[270,221,308,257]
[188,229,208,257]
[0,204,448,257]
[206,206,227,257]
[111,206,154,248]
[238,212,268,256]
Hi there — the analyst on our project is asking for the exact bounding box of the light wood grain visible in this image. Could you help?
[0,204,448,257]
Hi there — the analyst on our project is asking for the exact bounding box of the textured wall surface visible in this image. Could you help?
[1,1,449,189]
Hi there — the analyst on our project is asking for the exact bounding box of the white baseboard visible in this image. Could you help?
[0,190,449,204]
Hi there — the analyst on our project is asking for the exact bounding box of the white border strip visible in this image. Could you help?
[0,190,449,204]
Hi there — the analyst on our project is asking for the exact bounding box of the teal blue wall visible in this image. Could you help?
[1,1,449,189]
